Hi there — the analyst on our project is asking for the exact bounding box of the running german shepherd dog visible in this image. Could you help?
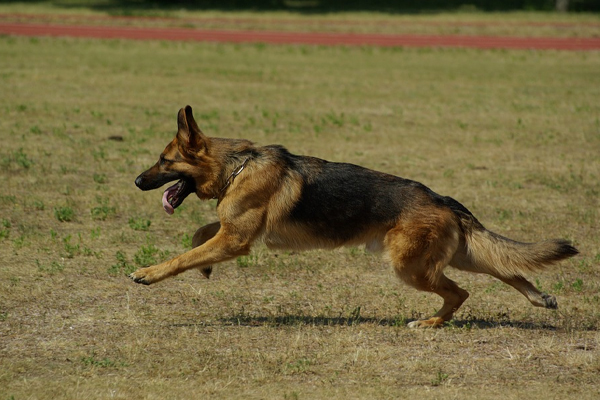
[132,105,578,328]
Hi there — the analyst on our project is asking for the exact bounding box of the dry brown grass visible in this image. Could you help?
[1,14,600,399]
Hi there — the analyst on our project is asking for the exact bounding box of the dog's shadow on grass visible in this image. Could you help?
[447,319,557,330]
[207,314,558,330]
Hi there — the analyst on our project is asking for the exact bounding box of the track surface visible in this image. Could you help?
[1,20,600,50]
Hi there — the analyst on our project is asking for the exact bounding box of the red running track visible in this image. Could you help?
[1,22,600,50]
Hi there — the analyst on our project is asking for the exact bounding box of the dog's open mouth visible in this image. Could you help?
[161,179,195,215]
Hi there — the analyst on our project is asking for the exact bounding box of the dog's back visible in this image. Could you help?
[260,145,447,250]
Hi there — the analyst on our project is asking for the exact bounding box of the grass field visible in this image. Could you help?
[1,8,600,400]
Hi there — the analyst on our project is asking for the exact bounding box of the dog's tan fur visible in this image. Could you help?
[131,106,578,328]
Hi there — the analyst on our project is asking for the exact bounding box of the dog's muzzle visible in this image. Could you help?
[134,175,144,189]
[134,170,179,191]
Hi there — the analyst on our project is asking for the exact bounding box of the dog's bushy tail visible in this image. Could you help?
[457,216,578,278]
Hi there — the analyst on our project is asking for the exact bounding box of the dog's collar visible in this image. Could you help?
[214,157,250,200]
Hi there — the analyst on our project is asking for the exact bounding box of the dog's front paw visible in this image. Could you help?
[129,267,157,285]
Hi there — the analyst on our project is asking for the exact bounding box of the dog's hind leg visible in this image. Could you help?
[498,276,557,309]
[393,259,469,328]
[408,273,469,328]
[450,246,558,309]
[386,211,468,328]
[192,222,221,279]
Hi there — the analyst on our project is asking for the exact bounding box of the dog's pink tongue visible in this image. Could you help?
[162,190,174,215]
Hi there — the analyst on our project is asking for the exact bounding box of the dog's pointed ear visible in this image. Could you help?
[177,105,207,152]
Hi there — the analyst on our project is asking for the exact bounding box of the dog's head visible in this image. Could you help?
[135,105,214,214]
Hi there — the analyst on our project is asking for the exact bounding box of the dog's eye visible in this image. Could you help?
[160,155,174,166]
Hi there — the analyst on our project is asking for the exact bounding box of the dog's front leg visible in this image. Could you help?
[129,229,251,285]
[192,221,221,279]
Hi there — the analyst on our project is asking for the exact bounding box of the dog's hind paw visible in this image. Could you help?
[542,293,558,309]
[407,320,422,329]
[407,317,445,328]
